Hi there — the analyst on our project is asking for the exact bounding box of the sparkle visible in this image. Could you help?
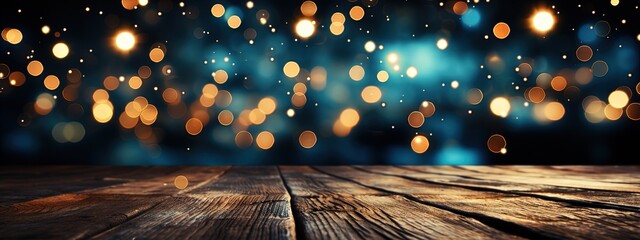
[115,31,136,51]
[531,10,555,33]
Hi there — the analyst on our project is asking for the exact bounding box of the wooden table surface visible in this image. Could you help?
[1,166,639,239]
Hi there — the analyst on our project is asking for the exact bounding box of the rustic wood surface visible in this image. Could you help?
[0,166,638,239]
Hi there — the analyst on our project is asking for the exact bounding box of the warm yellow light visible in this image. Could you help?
[300,1,317,17]
[361,86,382,103]
[115,31,136,51]
[218,110,234,126]
[299,130,317,149]
[213,69,228,84]
[436,38,448,50]
[211,4,225,18]
[256,131,275,150]
[291,92,307,108]
[331,12,346,23]
[406,66,418,78]
[283,61,300,78]
[329,22,344,35]
[228,15,242,29]
[349,6,365,21]
[34,93,55,115]
[174,176,188,189]
[387,53,398,63]
[93,101,114,123]
[128,76,143,90]
[149,48,165,63]
[185,118,203,135]
[293,82,307,94]
[52,43,70,59]
[531,10,555,33]
[493,22,510,39]
[608,90,629,108]
[5,29,22,45]
[407,111,425,128]
[411,135,429,154]
[364,41,376,52]
[544,102,565,121]
[377,70,389,82]
[27,60,44,76]
[44,75,60,90]
[41,25,50,34]
[295,19,315,39]
[451,80,459,89]
[349,65,365,81]
[258,97,277,115]
[490,97,511,118]
[339,108,360,128]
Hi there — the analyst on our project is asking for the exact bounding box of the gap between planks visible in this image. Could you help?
[277,167,303,240]
[308,166,555,239]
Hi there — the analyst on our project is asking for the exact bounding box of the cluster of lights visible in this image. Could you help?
[0,0,637,159]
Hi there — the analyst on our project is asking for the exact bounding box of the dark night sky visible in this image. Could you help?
[0,0,639,165]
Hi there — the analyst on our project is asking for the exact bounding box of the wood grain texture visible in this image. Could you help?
[280,166,520,239]
[92,166,296,240]
[0,166,181,205]
[374,166,640,210]
[0,166,228,239]
[451,166,640,192]
[314,166,640,240]
[0,166,638,239]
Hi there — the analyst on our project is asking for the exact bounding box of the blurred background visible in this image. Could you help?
[0,0,638,165]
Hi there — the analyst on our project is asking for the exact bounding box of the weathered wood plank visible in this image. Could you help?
[279,166,380,197]
[0,167,228,239]
[379,166,640,211]
[449,166,640,192]
[495,166,640,183]
[545,165,640,174]
[92,167,296,240]
[0,166,181,205]
[315,166,640,240]
[280,166,520,239]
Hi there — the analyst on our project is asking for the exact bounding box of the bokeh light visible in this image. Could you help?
[52,43,69,59]
[436,38,448,50]
[299,130,317,149]
[115,30,136,51]
[0,0,638,165]
[174,175,189,189]
[361,86,382,103]
[531,10,555,33]
[295,19,315,39]
[411,135,429,154]
[490,97,511,118]
[493,22,510,39]
[487,134,506,154]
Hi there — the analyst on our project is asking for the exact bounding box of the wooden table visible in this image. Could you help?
[1,166,639,239]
